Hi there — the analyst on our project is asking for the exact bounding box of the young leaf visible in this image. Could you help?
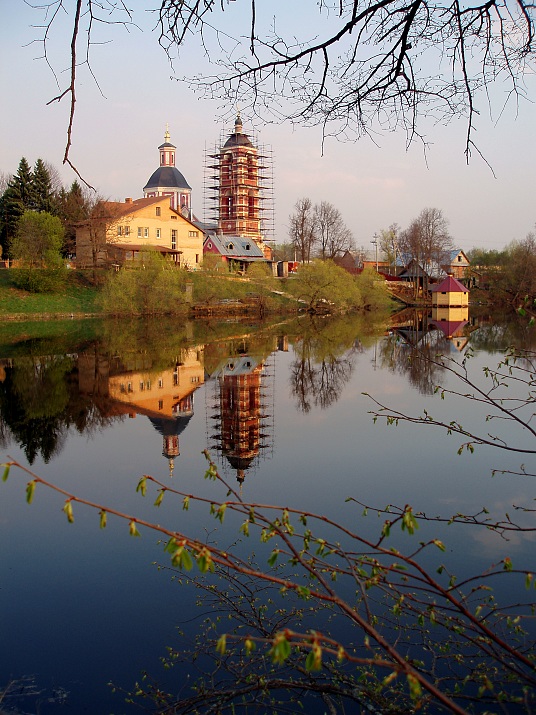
[99,510,107,529]
[1,464,10,482]
[216,634,227,655]
[63,500,74,523]
[129,520,141,537]
[136,477,147,497]
[26,480,36,504]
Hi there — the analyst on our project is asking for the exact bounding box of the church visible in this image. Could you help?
[75,115,273,269]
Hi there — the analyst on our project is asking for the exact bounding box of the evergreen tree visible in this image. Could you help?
[56,180,90,256]
[0,158,34,258]
[32,159,56,214]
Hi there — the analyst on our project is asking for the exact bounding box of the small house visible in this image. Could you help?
[430,274,469,307]
[203,234,266,273]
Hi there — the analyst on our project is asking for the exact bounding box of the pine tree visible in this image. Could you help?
[0,158,33,258]
[32,159,56,214]
[57,180,90,256]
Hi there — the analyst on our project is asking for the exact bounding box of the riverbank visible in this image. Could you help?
[0,269,296,321]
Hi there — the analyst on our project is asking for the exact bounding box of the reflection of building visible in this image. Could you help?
[430,306,470,350]
[208,351,273,486]
[106,347,205,476]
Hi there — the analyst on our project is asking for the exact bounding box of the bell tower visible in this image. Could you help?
[205,114,274,259]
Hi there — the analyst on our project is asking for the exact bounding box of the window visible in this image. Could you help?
[158,378,164,388]
[139,381,145,391]
[137,227,142,238]
[170,215,177,220]
[457,255,462,262]
[156,228,161,239]
[158,400,164,410]
[156,207,161,216]
[188,230,198,237]
[124,226,130,236]
[117,225,123,236]
[146,380,151,390]
[195,254,199,264]
[171,229,177,250]
[144,227,149,238]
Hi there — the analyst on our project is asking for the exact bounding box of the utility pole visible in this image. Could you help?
[371,234,379,272]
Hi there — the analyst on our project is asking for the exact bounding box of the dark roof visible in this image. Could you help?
[204,234,265,260]
[430,275,468,293]
[223,132,253,149]
[158,141,176,149]
[149,415,192,438]
[143,166,191,191]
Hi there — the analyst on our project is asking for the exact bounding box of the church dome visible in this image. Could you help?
[223,112,253,148]
[144,166,191,191]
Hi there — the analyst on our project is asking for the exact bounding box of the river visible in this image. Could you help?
[0,309,534,714]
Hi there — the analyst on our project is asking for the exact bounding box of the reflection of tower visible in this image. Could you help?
[204,113,274,259]
[209,354,273,486]
[149,393,194,478]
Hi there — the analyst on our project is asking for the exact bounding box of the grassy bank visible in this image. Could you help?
[0,270,100,318]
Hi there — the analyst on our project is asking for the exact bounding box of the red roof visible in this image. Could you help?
[430,275,468,293]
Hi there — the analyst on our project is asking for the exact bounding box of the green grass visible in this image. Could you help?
[0,270,100,315]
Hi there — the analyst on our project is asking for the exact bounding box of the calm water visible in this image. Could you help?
[0,310,534,713]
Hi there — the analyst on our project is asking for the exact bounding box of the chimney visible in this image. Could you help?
[125,197,132,203]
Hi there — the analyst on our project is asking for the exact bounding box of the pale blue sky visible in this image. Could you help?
[1,1,535,254]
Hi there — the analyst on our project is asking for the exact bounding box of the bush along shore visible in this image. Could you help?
[0,260,394,321]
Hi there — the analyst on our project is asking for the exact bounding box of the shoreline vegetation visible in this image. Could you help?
[0,261,395,322]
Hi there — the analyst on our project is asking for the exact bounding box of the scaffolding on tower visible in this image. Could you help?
[203,126,275,246]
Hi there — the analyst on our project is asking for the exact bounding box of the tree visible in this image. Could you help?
[378,224,400,275]
[56,180,92,257]
[314,201,354,260]
[288,198,317,263]
[10,211,66,292]
[290,260,363,312]
[0,158,34,258]
[28,0,536,169]
[98,250,189,316]
[498,231,536,310]
[399,208,453,296]
[31,159,57,214]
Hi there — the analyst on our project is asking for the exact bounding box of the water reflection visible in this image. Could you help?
[0,308,534,465]
[1,309,535,714]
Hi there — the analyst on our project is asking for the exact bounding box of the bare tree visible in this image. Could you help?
[288,197,317,263]
[378,223,400,275]
[27,0,536,168]
[399,208,453,294]
[314,201,354,260]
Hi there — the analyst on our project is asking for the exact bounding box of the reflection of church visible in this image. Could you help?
[104,347,205,476]
[208,349,274,486]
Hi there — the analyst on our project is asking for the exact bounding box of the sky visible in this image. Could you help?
[1,1,535,257]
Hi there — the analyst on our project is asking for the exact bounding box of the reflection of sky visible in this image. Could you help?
[0,336,534,711]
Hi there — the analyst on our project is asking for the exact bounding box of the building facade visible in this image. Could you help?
[75,196,204,269]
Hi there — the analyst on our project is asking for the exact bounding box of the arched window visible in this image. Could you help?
[248,192,255,218]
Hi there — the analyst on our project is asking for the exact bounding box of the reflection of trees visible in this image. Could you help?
[379,331,447,395]
[0,354,114,464]
[289,317,362,412]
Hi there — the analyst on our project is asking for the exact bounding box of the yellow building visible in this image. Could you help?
[75,196,204,269]
[430,275,469,307]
